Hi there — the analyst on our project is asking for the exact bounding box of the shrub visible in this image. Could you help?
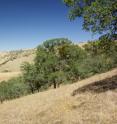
[0,77,30,102]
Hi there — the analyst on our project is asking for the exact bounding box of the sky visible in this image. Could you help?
[0,0,100,51]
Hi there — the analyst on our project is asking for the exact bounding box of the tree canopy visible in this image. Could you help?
[1,38,117,102]
[21,38,117,93]
[64,0,117,36]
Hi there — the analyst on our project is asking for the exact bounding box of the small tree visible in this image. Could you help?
[34,38,72,89]
[48,71,66,88]
[21,62,37,93]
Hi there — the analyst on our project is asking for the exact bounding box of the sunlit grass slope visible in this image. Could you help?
[0,68,117,124]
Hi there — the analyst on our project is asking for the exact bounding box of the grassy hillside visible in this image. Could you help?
[0,72,21,82]
[0,49,36,73]
[0,68,117,124]
[0,49,35,82]
[0,39,116,124]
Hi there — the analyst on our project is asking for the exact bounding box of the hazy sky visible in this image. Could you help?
[0,0,100,51]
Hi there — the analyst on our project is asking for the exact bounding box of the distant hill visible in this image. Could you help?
[0,49,36,73]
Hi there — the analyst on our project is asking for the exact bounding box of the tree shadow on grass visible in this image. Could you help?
[72,75,117,96]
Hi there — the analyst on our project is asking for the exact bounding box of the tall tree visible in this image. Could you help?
[64,0,117,36]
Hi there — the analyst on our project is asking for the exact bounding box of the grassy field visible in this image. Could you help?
[0,68,117,124]
[0,49,35,73]
[0,72,21,82]
[0,49,35,82]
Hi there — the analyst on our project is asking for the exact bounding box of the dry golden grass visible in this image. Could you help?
[0,72,21,82]
[0,55,35,72]
[0,51,35,82]
[0,49,35,73]
[0,68,117,124]
[0,49,35,82]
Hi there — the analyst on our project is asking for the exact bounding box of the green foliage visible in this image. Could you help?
[58,44,87,60]
[21,38,87,90]
[83,38,117,56]
[34,39,74,88]
[64,0,117,35]
[22,38,117,92]
[21,62,45,93]
[43,38,71,51]
[0,77,30,102]
[1,38,117,102]
[48,71,66,88]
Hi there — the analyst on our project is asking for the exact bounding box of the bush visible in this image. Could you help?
[0,77,30,102]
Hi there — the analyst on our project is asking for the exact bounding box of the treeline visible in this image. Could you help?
[0,37,117,102]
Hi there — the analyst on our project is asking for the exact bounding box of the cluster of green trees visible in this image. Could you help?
[18,38,117,94]
[0,37,117,102]
[21,38,86,92]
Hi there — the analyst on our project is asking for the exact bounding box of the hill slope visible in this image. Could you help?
[0,68,117,124]
[0,72,21,82]
[0,49,35,82]
[0,49,35,73]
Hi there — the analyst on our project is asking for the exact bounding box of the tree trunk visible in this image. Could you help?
[37,88,40,92]
[31,88,34,94]
[29,83,34,94]
[54,81,57,89]
[0,96,4,104]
